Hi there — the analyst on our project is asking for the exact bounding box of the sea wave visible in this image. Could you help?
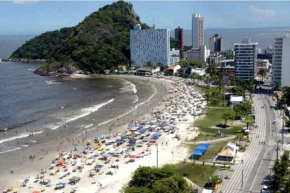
[46,80,61,85]
[50,98,114,130]
[0,131,43,145]
[0,147,21,154]
[119,81,137,94]
[132,95,139,104]
[76,84,157,137]
[27,68,36,71]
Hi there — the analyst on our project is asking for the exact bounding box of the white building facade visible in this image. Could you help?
[192,13,204,48]
[273,31,290,86]
[234,38,258,80]
[169,49,180,65]
[130,24,170,67]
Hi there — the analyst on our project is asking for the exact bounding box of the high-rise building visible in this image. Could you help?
[192,13,204,48]
[130,24,170,67]
[209,34,224,54]
[234,38,258,80]
[175,26,184,51]
[272,31,290,86]
[186,45,209,63]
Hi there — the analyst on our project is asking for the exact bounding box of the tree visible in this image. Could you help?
[233,102,252,118]
[232,86,245,97]
[125,187,151,193]
[285,119,290,131]
[257,69,267,81]
[274,81,281,91]
[126,166,193,193]
[128,166,176,188]
[222,112,233,125]
[226,54,234,59]
[189,60,202,68]
[270,154,290,191]
[178,61,188,68]
[206,64,217,76]
[146,61,153,67]
[152,175,192,193]
[281,86,290,106]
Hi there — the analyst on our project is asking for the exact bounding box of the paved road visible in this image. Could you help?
[220,91,288,193]
[250,93,288,192]
[220,94,268,193]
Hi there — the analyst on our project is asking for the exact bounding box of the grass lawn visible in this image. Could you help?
[245,115,255,122]
[191,132,228,142]
[195,107,243,135]
[173,162,221,187]
[186,141,232,162]
[194,85,205,94]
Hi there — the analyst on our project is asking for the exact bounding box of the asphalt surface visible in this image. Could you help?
[221,94,268,193]
[220,87,289,193]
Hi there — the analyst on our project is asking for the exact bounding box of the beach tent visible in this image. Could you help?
[116,139,124,145]
[129,138,137,144]
[152,133,160,139]
[94,165,104,169]
[190,143,210,159]
[139,129,147,133]
[57,159,64,166]
[129,155,137,158]
[69,176,81,184]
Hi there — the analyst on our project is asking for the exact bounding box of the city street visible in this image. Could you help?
[220,89,287,193]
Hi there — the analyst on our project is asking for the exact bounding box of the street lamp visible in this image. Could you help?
[155,143,159,168]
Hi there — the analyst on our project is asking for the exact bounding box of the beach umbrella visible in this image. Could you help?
[32,191,40,193]
[12,188,19,192]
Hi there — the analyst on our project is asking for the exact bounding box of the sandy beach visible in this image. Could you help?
[0,75,203,193]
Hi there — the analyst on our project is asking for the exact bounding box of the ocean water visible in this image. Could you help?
[0,62,149,153]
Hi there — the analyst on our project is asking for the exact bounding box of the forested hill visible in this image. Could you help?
[6,1,149,75]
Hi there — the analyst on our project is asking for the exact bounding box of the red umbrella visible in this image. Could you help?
[129,155,136,158]
[33,191,41,193]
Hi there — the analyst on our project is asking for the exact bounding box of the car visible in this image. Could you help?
[260,185,270,193]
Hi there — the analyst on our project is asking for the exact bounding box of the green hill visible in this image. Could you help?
[9,1,148,75]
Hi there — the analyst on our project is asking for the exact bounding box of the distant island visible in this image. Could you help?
[3,1,150,76]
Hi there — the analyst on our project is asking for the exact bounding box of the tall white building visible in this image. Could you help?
[130,24,170,67]
[273,31,290,86]
[192,13,204,48]
[234,38,258,80]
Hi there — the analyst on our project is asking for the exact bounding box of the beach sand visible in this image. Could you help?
[0,75,174,191]
[0,75,201,193]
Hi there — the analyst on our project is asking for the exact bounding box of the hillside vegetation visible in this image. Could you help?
[9,1,147,74]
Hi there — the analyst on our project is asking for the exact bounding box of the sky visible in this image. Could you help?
[1,0,290,35]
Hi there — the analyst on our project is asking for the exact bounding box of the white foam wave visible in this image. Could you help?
[46,80,61,85]
[27,68,36,71]
[120,81,137,93]
[0,133,30,144]
[0,130,44,145]
[50,98,114,130]
[85,124,93,129]
[0,147,21,154]
[132,95,139,104]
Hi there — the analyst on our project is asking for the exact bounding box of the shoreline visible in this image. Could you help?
[0,75,172,190]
